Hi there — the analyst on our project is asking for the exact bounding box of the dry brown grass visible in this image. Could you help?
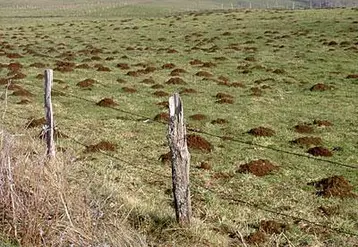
[0,129,146,246]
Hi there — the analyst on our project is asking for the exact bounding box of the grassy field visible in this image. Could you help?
[0,2,358,246]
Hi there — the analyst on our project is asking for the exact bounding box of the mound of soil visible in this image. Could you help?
[117,63,130,70]
[307,146,333,157]
[153,91,169,97]
[310,83,333,91]
[187,134,213,152]
[291,136,322,147]
[211,118,228,125]
[313,119,332,127]
[8,62,22,71]
[154,112,170,122]
[259,220,288,234]
[346,74,358,79]
[189,59,203,65]
[156,101,169,108]
[140,78,155,84]
[85,141,116,153]
[248,127,275,137]
[166,77,186,85]
[294,124,314,134]
[245,231,267,245]
[170,68,187,76]
[215,93,233,99]
[122,87,137,93]
[159,151,171,164]
[26,117,46,128]
[97,65,111,72]
[17,99,31,105]
[180,88,197,94]
[117,78,126,84]
[12,89,33,97]
[10,73,27,80]
[198,161,211,170]
[162,63,176,69]
[230,82,245,88]
[189,114,207,121]
[251,87,263,96]
[195,71,213,77]
[77,79,96,88]
[126,71,139,77]
[151,84,164,89]
[29,62,46,68]
[76,63,91,69]
[309,175,356,198]
[216,98,234,104]
[96,98,118,107]
[237,159,278,177]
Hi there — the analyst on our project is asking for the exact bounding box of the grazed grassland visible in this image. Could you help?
[0,3,357,246]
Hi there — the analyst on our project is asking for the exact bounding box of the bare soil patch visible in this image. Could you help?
[313,119,332,127]
[96,98,118,107]
[180,88,197,94]
[237,159,279,177]
[170,68,187,76]
[215,93,233,99]
[159,151,171,164]
[76,63,91,69]
[187,134,213,152]
[156,101,169,108]
[12,88,33,97]
[154,113,170,122]
[198,162,211,170]
[77,79,96,88]
[216,98,234,104]
[153,91,169,97]
[310,83,333,91]
[294,124,314,133]
[259,220,288,234]
[211,118,228,125]
[248,127,275,137]
[308,175,357,198]
[291,136,322,147]
[165,77,186,85]
[245,231,267,245]
[195,71,213,77]
[346,74,358,79]
[26,117,46,128]
[162,63,176,69]
[307,146,333,157]
[151,84,164,89]
[189,59,203,65]
[122,87,137,93]
[189,114,207,121]
[117,63,130,70]
[85,141,116,153]
[140,78,155,84]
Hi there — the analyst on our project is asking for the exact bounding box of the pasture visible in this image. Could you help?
[0,1,357,246]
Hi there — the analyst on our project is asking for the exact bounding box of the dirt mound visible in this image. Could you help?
[154,113,170,122]
[153,91,169,97]
[76,63,91,69]
[313,119,332,127]
[187,134,213,152]
[180,88,197,94]
[29,62,46,68]
[85,141,116,153]
[54,61,75,72]
[230,82,245,88]
[215,93,233,99]
[8,62,22,71]
[117,63,130,70]
[198,161,211,170]
[140,78,155,84]
[248,127,275,137]
[307,146,333,157]
[10,72,27,80]
[216,98,234,104]
[159,151,171,164]
[170,68,187,76]
[96,65,111,72]
[122,87,137,93]
[189,59,203,65]
[291,136,322,147]
[310,83,333,91]
[245,231,267,245]
[294,124,314,133]
[96,98,118,107]
[116,78,126,84]
[251,87,263,96]
[195,71,213,77]
[151,84,164,89]
[12,88,33,97]
[26,117,46,128]
[309,175,356,198]
[346,74,358,79]
[189,114,207,121]
[259,220,288,234]
[156,101,169,108]
[77,79,96,88]
[162,63,176,69]
[211,118,228,125]
[166,77,186,85]
[237,159,278,177]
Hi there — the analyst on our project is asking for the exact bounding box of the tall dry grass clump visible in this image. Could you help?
[0,129,146,246]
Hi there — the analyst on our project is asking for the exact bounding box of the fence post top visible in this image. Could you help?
[169,93,182,117]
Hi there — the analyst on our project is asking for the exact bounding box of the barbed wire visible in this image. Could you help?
[2,98,358,238]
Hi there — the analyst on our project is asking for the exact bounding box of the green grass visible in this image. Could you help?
[0,4,357,246]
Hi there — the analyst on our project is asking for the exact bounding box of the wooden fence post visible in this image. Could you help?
[44,69,55,158]
[168,93,191,225]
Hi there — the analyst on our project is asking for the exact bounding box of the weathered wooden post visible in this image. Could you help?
[168,93,191,225]
[44,69,55,158]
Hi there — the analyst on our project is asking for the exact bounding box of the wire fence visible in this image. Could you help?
[1,82,358,239]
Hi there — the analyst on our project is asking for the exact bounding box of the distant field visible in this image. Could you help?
[0,2,357,247]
